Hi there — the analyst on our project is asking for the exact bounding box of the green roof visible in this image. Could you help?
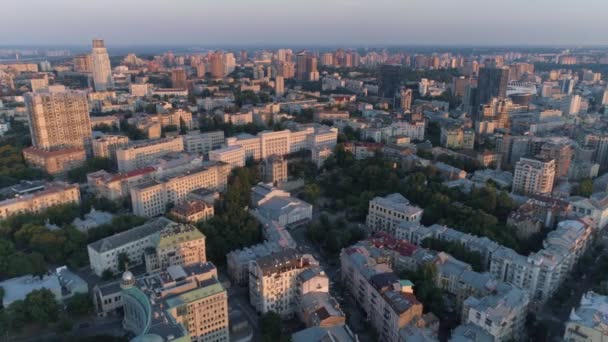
[400,280,414,287]
[157,227,205,250]
[165,281,224,308]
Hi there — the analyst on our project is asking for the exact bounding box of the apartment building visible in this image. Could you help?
[143,221,206,273]
[87,167,155,201]
[87,217,206,276]
[223,111,253,125]
[440,126,475,150]
[209,146,246,169]
[512,157,556,196]
[91,135,129,160]
[169,199,214,223]
[563,291,608,342]
[25,89,92,150]
[98,262,228,342]
[391,121,425,141]
[569,192,608,229]
[0,181,80,220]
[227,212,296,286]
[182,131,224,154]
[396,219,594,307]
[22,147,86,175]
[366,193,423,236]
[249,248,318,318]
[116,137,184,172]
[340,245,426,342]
[130,163,230,217]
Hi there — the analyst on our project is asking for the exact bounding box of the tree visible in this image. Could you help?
[575,178,594,197]
[260,311,285,342]
[102,269,115,281]
[117,253,130,272]
[66,293,94,316]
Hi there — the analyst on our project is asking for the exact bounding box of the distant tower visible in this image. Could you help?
[91,39,113,91]
[399,88,413,111]
[275,76,285,96]
[209,51,224,79]
[170,68,187,89]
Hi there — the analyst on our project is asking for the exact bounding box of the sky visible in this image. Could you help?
[2,0,607,47]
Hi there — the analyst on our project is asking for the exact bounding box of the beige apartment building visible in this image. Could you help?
[170,199,215,223]
[0,181,80,220]
[91,135,129,160]
[22,147,86,175]
[130,163,230,217]
[86,167,155,201]
[366,193,423,236]
[512,157,556,196]
[249,249,318,318]
[25,89,92,150]
[182,131,224,154]
[116,137,184,172]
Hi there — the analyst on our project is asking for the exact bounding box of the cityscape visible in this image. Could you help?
[1,2,608,342]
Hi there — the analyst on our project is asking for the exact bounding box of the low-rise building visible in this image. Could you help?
[366,193,423,236]
[99,263,228,342]
[130,163,229,217]
[169,198,214,223]
[181,130,224,155]
[563,291,608,342]
[22,147,86,175]
[209,145,246,169]
[116,137,184,172]
[87,217,206,276]
[254,195,313,227]
[91,135,129,160]
[0,181,80,220]
[569,192,608,229]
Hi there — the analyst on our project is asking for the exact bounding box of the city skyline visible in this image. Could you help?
[2,0,608,46]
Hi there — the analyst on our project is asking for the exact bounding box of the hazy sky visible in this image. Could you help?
[2,0,607,46]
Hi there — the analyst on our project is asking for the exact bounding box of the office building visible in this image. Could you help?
[539,142,573,179]
[91,39,113,91]
[87,217,206,276]
[130,163,230,217]
[262,155,288,185]
[0,181,80,220]
[512,157,556,196]
[182,131,224,155]
[116,137,184,172]
[209,146,246,169]
[379,64,402,98]
[475,67,509,120]
[25,89,92,151]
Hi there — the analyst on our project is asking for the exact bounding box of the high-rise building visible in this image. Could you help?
[475,67,509,120]
[209,51,224,79]
[379,64,402,98]
[512,157,556,196]
[223,52,236,75]
[296,52,318,81]
[320,53,334,66]
[540,142,573,179]
[170,68,187,89]
[73,54,93,73]
[399,88,413,111]
[26,89,92,151]
[91,39,113,91]
[275,76,285,96]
